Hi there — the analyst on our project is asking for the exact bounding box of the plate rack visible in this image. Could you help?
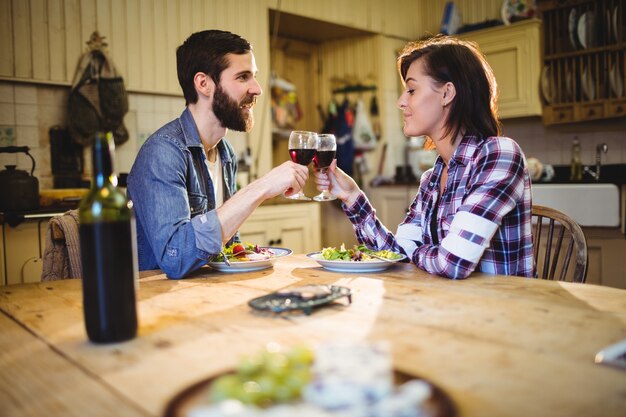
[538,0,626,124]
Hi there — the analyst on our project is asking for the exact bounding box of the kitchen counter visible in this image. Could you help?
[535,163,626,185]
[1,255,625,417]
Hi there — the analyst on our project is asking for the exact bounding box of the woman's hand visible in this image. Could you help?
[314,160,361,206]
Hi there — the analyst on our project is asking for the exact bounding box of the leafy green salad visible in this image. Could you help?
[320,244,403,262]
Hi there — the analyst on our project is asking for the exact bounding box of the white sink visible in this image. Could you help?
[532,184,620,227]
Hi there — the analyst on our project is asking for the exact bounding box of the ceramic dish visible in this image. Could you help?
[610,64,624,97]
[578,11,598,49]
[163,368,456,417]
[581,66,595,100]
[540,66,553,104]
[306,252,407,273]
[614,6,620,43]
[208,247,292,272]
[565,69,574,101]
[568,8,579,49]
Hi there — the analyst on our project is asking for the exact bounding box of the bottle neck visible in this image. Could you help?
[92,132,116,188]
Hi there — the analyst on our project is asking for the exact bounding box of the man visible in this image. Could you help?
[127,30,308,278]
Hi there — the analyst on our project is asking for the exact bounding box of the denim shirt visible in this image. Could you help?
[127,108,238,278]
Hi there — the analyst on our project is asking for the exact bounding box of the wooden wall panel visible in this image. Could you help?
[418,0,503,35]
[30,0,49,80]
[0,0,14,77]
[48,0,66,81]
[110,0,128,84]
[138,0,155,91]
[64,0,81,83]
[79,0,96,46]
[12,0,32,78]
[1,0,507,89]
[164,0,179,93]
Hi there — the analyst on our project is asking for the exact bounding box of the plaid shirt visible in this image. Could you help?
[345,135,535,279]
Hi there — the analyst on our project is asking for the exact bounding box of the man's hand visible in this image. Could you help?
[256,161,309,199]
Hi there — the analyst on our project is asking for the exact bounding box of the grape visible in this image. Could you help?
[208,344,315,407]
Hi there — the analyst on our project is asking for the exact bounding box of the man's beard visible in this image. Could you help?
[213,84,255,132]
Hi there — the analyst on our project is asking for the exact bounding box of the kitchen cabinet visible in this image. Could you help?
[458,19,543,119]
[537,0,626,125]
[238,203,321,254]
[366,186,420,231]
[0,215,51,286]
[584,228,626,289]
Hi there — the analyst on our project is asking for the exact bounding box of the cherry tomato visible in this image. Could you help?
[232,244,246,257]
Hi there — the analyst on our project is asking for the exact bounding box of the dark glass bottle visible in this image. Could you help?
[79,131,138,343]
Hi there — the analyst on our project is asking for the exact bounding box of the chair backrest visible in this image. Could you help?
[532,205,588,283]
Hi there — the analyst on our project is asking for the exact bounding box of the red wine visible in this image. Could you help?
[314,150,336,169]
[289,148,315,165]
[79,132,138,344]
[80,220,138,343]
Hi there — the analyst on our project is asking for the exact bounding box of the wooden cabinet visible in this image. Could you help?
[537,0,626,125]
[584,228,626,289]
[366,186,419,232]
[459,19,543,119]
[0,216,51,286]
[239,203,321,254]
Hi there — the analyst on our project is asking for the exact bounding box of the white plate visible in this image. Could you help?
[540,66,553,104]
[614,6,619,43]
[610,64,624,97]
[581,66,595,100]
[568,9,579,49]
[578,11,598,49]
[306,252,407,273]
[208,247,292,273]
[565,69,574,101]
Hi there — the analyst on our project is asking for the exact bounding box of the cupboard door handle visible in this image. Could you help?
[269,239,282,246]
[587,109,595,117]
[617,106,623,113]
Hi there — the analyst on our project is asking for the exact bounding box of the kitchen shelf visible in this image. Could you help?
[537,0,626,125]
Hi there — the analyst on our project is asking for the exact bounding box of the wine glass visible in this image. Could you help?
[286,130,317,200]
[313,134,337,201]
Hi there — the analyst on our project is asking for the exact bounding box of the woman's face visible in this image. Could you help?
[397,59,447,141]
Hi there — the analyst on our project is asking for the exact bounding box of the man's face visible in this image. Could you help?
[213,52,262,132]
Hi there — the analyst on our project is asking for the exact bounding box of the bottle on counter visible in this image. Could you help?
[570,137,583,181]
[79,131,138,343]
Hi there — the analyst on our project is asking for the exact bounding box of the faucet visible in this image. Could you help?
[583,143,608,181]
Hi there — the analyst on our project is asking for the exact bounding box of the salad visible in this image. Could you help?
[211,242,275,263]
[320,244,403,262]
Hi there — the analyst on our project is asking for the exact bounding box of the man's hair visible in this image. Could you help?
[176,30,252,105]
[398,35,500,142]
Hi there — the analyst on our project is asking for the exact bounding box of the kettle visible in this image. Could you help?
[0,146,40,212]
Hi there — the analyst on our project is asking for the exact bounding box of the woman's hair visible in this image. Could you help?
[177,30,252,105]
[397,35,501,143]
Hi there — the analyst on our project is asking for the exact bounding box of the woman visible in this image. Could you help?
[315,35,534,279]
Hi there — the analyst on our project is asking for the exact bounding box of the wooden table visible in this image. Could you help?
[1,255,625,417]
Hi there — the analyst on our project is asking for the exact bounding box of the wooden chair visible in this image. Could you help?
[532,205,588,283]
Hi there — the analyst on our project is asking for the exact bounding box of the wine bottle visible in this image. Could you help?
[79,131,138,343]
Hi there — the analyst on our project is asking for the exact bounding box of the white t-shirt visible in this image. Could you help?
[205,156,224,207]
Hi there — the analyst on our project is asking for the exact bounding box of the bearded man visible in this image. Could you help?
[127,30,308,278]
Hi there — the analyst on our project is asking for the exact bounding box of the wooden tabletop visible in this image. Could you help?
[1,254,625,417]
